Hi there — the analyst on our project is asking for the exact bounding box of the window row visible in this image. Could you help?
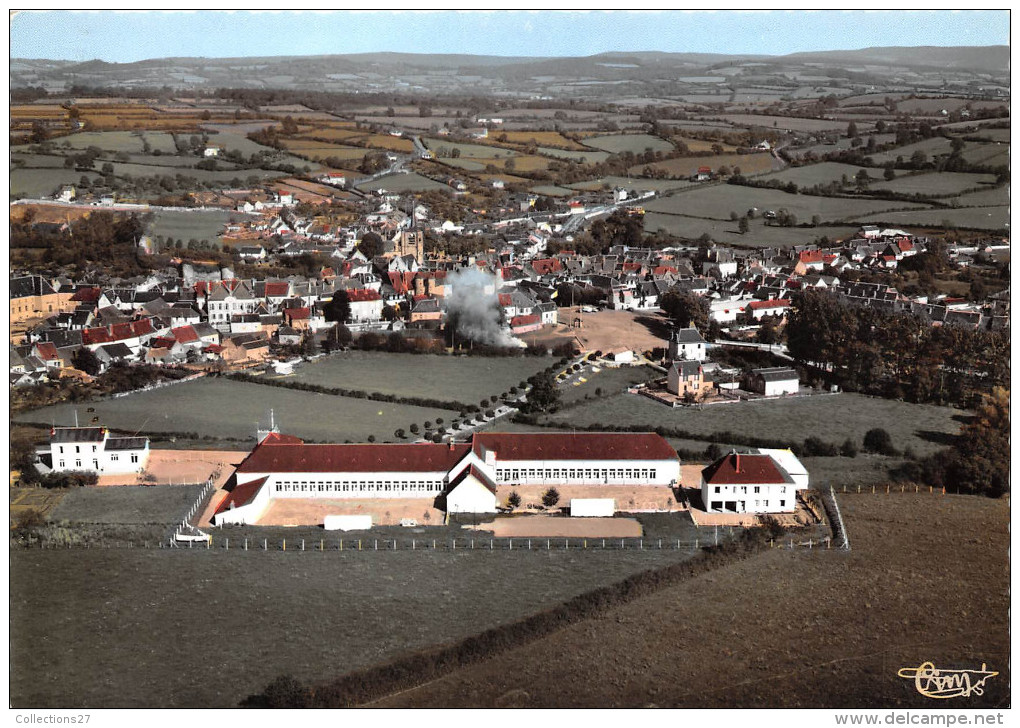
[274,479,443,494]
[712,485,786,494]
[494,467,657,482]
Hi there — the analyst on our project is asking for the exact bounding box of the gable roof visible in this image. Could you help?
[701,452,793,485]
[236,440,472,474]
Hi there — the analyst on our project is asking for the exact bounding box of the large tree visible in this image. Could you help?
[323,291,351,324]
[659,289,710,331]
[357,231,386,259]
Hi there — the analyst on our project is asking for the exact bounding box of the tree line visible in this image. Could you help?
[786,289,1009,407]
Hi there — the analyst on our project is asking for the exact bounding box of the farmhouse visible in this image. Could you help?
[39,426,150,476]
[213,431,682,525]
[667,359,713,399]
[700,449,808,514]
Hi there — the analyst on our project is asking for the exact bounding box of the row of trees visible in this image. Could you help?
[786,289,1009,406]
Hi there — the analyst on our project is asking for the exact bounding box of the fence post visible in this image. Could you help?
[490,539,493,550]
[264,539,267,550]
[225,538,228,550]
[412,539,415,550]
[283,539,286,551]
[244,539,247,551]
[509,538,512,551]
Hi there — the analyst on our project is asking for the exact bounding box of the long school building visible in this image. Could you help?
[213,431,682,525]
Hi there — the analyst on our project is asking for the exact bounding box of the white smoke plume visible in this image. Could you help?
[444,268,525,348]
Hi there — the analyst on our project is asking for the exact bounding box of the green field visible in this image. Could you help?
[581,133,674,155]
[10,547,695,707]
[870,171,999,197]
[50,484,203,524]
[959,142,1010,168]
[10,168,102,198]
[558,364,659,405]
[867,137,955,166]
[146,209,252,245]
[759,162,883,188]
[950,186,1010,208]
[48,130,178,154]
[422,138,518,159]
[15,378,459,444]
[357,172,452,193]
[530,184,577,197]
[856,206,1010,231]
[642,212,857,247]
[537,147,610,163]
[287,352,555,404]
[566,176,696,194]
[543,391,964,456]
[643,185,932,223]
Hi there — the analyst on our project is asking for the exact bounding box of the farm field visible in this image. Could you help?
[714,114,857,132]
[497,131,588,149]
[543,391,965,456]
[950,186,1011,208]
[581,133,674,155]
[643,185,932,223]
[870,171,999,197]
[529,184,577,197]
[9,546,695,708]
[146,209,250,245]
[11,153,70,168]
[867,137,954,165]
[278,139,369,162]
[49,484,203,525]
[566,176,696,194]
[632,152,776,178]
[10,168,101,198]
[422,138,518,159]
[44,130,179,153]
[375,493,1009,708]
[15,378,459,445]
[758,162,882,188]
[537,147,611,163]
[356,172,451,193]
[856,206,1010,231]
[785,134,897,160]
[286,351,555,404]
[964,127,1010,143]
[960,142,1010,168]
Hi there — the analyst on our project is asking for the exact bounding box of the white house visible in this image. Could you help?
[667,327,707,361]
[213,431,681,525]
[204,147,220,158]
[700,450,808,514]
[745,366,799,396]
[41,426,150,476]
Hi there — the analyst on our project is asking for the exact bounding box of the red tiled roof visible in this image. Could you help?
[498,293,513,307]
[261,432,305,446]
[472,432,677,462]
[347,289,381,302]
[34,342,58,360]
[214,476,268,515]
[388,271,415,295]
[151,336,176,349]
[237,440,472,474]
[82,327,113,345]
[531,258,563,275]
[71,287,101,302]
[264,282,290,297]
[510,313,541,327]
[702,453,790,485]
[653,266,677,276]
[172,325,199,344]
[799,250,824,264]
[283,307,310,320]
[748,299,791,310]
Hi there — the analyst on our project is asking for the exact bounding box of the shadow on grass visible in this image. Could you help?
[915,429,959,448]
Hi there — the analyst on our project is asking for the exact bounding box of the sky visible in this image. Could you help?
[10,10,1010,63]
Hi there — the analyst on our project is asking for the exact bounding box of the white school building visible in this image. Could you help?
[213,431,682,525]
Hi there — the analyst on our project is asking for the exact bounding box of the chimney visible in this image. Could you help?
[735,453,741,473]
[448,441,454,451]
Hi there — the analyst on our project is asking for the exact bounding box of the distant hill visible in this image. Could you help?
[10,46,1009,93]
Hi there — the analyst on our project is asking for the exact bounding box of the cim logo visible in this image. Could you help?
[897,661,998,699]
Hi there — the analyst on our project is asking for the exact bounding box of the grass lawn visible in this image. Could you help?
[870,172,999,197]
[10,546,698,707]
[146,209,252,245]
[287,351,554,404]
[15,378,459,445]
[544,391,964,455]
[50,484,203,525]
[357,172,452,193]
[856,206,1009,231]
[557,364,658,405]
[642,212,856,248]
[10,168,101,198]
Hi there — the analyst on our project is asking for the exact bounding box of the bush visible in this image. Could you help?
[863,428,897,455]
[840,439,858,458]
[507,491,521,509]
[802,436,839,457]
